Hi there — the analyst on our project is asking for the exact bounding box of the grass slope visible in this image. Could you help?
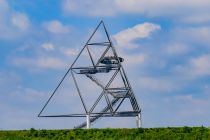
[0,127,210,140]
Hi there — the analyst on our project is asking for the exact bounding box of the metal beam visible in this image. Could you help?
[71,70,88,113]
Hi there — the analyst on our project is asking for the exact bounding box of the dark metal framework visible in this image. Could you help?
[38,21,142,128]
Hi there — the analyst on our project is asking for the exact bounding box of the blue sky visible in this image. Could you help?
[1,0,210,130]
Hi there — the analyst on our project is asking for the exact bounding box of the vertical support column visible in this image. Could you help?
[86,114,90,129]
[136,113,141,128]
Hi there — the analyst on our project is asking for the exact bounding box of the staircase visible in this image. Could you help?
[74,74,140,128]
[75,98,120,128]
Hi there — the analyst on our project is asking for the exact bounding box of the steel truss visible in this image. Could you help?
[38,21,142,129]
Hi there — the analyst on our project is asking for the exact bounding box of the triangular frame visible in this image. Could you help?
[38,21,142,128]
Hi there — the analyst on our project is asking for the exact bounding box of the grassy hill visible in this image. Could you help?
[0,127,210,140]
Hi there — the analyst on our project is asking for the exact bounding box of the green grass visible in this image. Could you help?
[0,127,210,140]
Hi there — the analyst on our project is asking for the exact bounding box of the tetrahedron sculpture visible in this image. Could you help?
[38,21,142,128]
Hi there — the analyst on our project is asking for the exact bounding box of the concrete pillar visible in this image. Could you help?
[136,113,141,128]
[86,114,90,129]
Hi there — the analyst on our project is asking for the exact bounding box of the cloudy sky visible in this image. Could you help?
[1,0,210,130]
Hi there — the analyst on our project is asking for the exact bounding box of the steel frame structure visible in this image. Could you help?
[38,21,142,129]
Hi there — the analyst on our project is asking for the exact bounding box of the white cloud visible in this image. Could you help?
[0,71,20,87]
[59,48,79,56]
[10,87,46,103]
[190,55,210,75]
[41,43,55,51]
[43,20,70,34]
[0,0,9,13]
[0,0,30,40]
[11,12,30,30]
[181,14,210,24]
[120,52,146,66]
[62,0,210,17]
[115,0,210,16]
[12,56,67,71]
[173,95,210,116]
[62,0,117,16]
[165,43,189,55]
[32,56,66,70]
[136,76,176,92]
[113,22,160,49]
[174,54,210,76]
[153,94,210,127]
[174,26,210,46]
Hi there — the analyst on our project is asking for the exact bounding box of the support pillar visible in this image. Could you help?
[136,113,141,128]
[86,114,90,129]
